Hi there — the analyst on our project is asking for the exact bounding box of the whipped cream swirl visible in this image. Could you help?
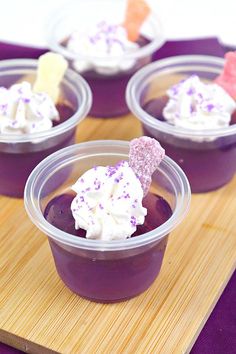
[163,75,236,131]
[0,81,59,135]
[71,161,147,241]
[67,21,139,75]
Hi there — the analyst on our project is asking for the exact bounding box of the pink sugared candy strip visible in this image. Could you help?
[215,51,236,99]
[129,136,165,196]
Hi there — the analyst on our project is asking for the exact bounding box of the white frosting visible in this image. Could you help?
[0,81,59,135]
[163,75,236,131]
[71,161,147,241]
[67,21,139,75]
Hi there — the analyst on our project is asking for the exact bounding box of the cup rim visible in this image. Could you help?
[46,8,165,61]
[126,54,236,138]
[24,140,191,251]
[0,59,92,143]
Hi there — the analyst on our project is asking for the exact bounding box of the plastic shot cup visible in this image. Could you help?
[126,55,236,193]
[24,140,190,303]
[0,59,92,197]
[46,0,164,118]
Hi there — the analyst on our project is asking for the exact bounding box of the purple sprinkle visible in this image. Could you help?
[36,110,42,118]
[89,36,96,44]
[187,87,195,95]
[170,86,179,95]
[130,216,137,226]
[80,178,84,183]
[99,203,104,210]
[0,103,8,111]
[116,160,126,168]
[80,196,84,202]
[94,178,101,190]
[190,104,196,114]
[206,104,215,112]
[107,166,117,178]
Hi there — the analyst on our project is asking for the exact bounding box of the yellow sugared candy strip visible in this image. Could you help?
[33,52,68,103]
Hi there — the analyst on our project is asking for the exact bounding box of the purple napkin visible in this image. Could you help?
[153,37,225,60]
[0,343,22,354]
[191,271,236,354]
[0,37,226,62]
[0,41,46,60]
[0,38,235,354]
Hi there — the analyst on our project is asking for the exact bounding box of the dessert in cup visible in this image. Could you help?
[24,137,190,303]
[126,53,236,193]
[47,0,164,117]
[0,52,92,197]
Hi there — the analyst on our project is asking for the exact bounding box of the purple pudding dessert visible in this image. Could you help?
[47,0,164,117]
[0,53,92,197]
[127,55,236,193]
[43,137,171,302]
[44,191,172,302]
[24,139,190,303]
[142,93,236,193]
[70,34,151,118]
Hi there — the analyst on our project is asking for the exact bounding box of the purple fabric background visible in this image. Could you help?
[191,271,236,354]
[0,38,235,354]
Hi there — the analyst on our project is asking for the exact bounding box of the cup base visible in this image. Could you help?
[61,279,156,303]
[0,132,75,198]
[142,125,236,193]
[49,236,168,303]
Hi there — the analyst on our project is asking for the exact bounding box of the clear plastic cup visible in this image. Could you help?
[24,140,190,303]
[0,59,92,198]
[46,0,164,118]
[126,55,236,193]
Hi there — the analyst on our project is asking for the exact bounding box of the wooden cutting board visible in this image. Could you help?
[0,115,236,354]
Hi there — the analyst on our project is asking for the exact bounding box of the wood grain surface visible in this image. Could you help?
[0,115,236,354]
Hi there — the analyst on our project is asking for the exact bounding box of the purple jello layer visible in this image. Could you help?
[83,71,135,117]
[44,192,172,302]
[0,103,75,198]
[66,36,150,117]
[143,98,236,193]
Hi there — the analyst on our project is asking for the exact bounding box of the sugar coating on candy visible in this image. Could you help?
[215,51,236,99]
[129,136,165,196]
[123,0,151,41]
